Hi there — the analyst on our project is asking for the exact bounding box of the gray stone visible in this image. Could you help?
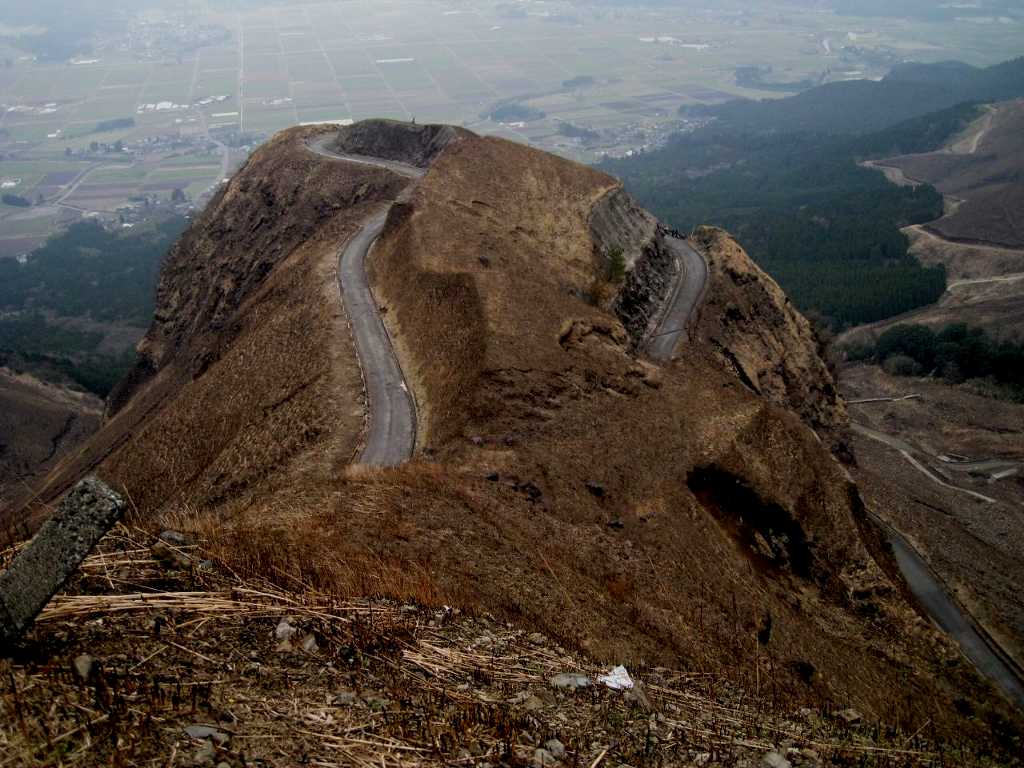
[836,708,862,725]
[0,477,125,649]
[274,617,296,642]
[334,691,357,705]
[151,541,192,570]
[800,748,821,765]
[184,725,229,745]
[532,748,556,767]
[550,672,590,690]
[522,695,544,711]
[544,739,566,759]
[73,654,94,681]
[762,751,791,768]
[192,739,216,766]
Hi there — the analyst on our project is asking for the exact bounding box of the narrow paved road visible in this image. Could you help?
[852,422,999,503]
[647,234,708,361]
[869,512,1024,709]
[339,211,416,465]
[305,134,424,466]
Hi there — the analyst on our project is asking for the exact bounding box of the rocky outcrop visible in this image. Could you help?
[330,119,461,168]
[588,187,657,269]
[588,188,675,347]
[611,230,679,347]
[0,477,124,647]
[693,226,847,433]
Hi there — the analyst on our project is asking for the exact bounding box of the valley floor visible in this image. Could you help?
[842,364,1024,678]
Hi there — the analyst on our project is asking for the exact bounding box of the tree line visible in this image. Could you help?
[845,323,1024,393]
[599,103,988,329]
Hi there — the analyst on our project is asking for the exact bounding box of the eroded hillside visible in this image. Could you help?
[5,121,1020,755]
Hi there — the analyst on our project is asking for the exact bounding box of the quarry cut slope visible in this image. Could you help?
[7,122,1020,745]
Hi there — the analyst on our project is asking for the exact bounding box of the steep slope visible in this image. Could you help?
[875,99,1024,249]
[7,126,409,530]
[692,226,847,434]
[0,369,101,509]
[6,122,1020,749]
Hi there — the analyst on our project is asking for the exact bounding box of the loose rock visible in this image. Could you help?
[762,751,791,768]
[544,739,566,759]
[73,654,94,681]
[550,673,590,690]
[274,617,297,642]
[836,708,862,725]
[184,725,229,745]
[532,747,556,766]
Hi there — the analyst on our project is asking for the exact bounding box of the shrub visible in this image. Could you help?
[2,193,30,207]
[883,354,923,377]
[606,245,626,283]
[877,324,936,369]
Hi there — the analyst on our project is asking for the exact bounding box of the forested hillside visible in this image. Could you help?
[602,103,986,328]
[684,57,1024,135]
[0,217,185,395]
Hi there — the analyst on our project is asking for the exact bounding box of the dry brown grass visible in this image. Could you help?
[2,526,1007,767]
[0,369,102,510]
[882,100,1024,249]
[368,133,617,445]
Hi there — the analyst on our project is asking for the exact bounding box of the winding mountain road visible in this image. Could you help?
[647,235,709,361]
[306,135,423,466]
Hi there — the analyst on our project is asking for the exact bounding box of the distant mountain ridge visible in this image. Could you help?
[684,56,1024,135]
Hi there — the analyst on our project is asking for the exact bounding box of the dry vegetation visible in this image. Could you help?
[0,526,1008,767]
[691,227,847,436]
[5,126,408,533]
[842,364,1024,667]
[4,123,1022,757]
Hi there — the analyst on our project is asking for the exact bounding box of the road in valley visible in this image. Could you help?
[305,134,424,466]
[647,235,709,361]
[852,420,1024,706]
[851,422,999,503]
[867,511,1024,709]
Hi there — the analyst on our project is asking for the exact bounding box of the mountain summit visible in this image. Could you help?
[6,121,1017,749]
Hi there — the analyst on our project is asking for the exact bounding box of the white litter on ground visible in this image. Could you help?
[598,665,634,690]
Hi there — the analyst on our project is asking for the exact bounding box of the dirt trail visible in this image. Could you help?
[851,422,1000,503]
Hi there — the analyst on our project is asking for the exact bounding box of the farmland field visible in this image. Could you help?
[1,0,1022,250]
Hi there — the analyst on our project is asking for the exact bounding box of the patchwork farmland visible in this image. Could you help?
[2,0,1023,250]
